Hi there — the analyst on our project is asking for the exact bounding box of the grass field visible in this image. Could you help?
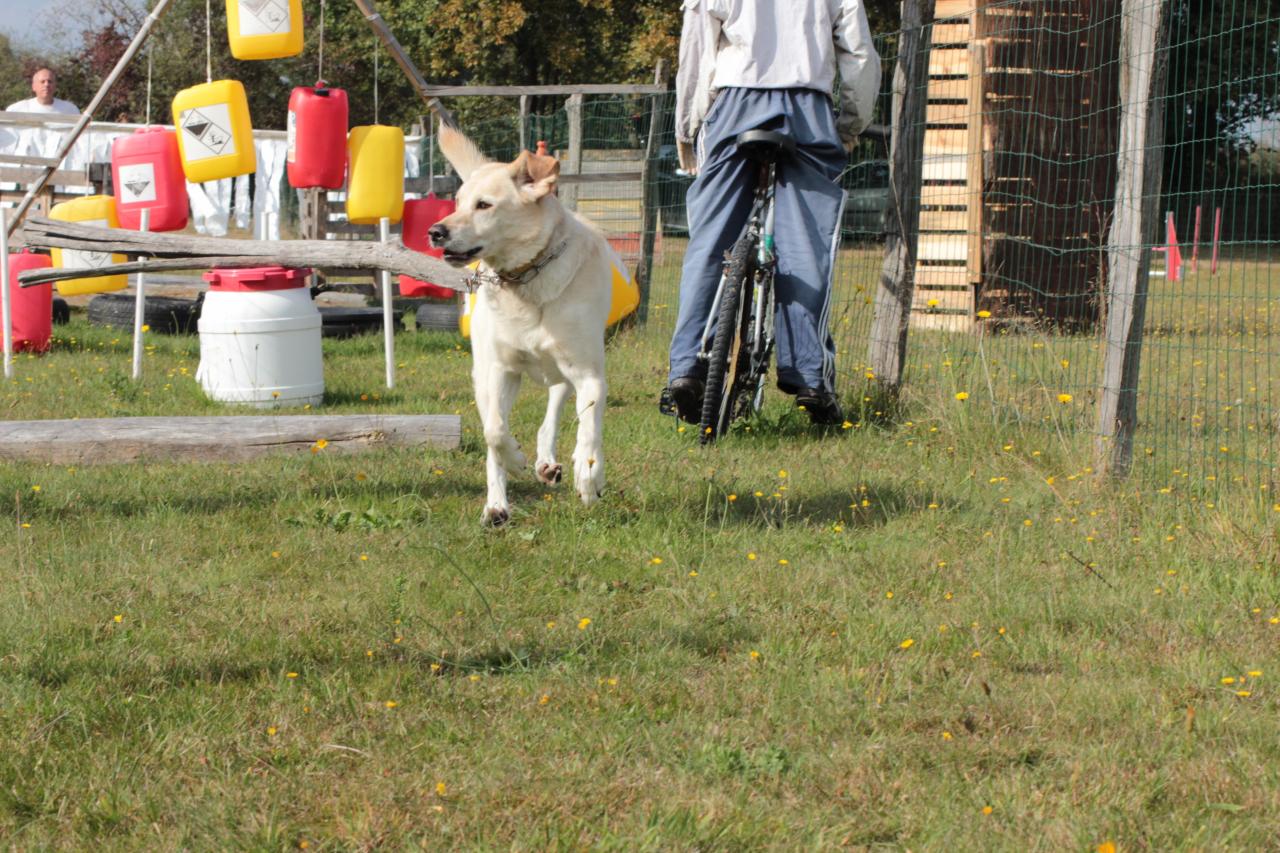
[2,299,1279,848]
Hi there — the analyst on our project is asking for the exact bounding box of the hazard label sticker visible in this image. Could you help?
[62,218,114,272]
[239,0,291,36]
[118,162,157,204]
[180,103,236,162]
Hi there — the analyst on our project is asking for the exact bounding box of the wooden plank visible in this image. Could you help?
[923,128,969,154]
[0,415,462,464]
[928,47,971,77]
[919,208,969,232]
[967,39,986,286]
[928,76,969,100]
[921,183,970,206]
[868,0,935,390]
[922,154,968,181]
[935,0,975,20]
[913,288,973,311]
[915,266,969,287]
[910,311,973,333]
[927,102,972,125]
[919,235,968,262]
[1096,0,1170,477]
[0,166,92,186]
[931,23,971,45]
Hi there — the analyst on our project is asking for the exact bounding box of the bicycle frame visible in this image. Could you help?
[698,159,778,372]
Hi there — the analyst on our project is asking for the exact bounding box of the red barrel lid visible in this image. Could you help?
[203,266,312,292]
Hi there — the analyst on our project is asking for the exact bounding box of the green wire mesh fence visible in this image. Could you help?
[405,0,1276,495]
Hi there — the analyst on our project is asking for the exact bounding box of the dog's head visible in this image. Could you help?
[428,124,561,269]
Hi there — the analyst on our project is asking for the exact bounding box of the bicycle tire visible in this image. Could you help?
[699,234,755,444]
[726,272,771,424]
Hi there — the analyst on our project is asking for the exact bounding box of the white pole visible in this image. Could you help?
[1,207,13,379]
[132,209,150,381]
[379,215,396,389]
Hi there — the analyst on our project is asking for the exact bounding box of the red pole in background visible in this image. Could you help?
[1211,206,1222,276]
[1191,205,1202,273]
[1166,212,1183,283]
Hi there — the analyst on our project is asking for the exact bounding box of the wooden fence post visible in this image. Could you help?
[867,0,934,390]
[635,60,668,326]
[561,93,585,211]
[1096,0,1171,477]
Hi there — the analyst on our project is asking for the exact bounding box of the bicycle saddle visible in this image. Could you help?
[735,129,796,164]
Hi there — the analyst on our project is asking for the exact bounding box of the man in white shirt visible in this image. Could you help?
[6,68,80,115]
[665,0,880,426]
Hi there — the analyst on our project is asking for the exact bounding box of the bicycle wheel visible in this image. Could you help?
[725,267,774,424]
[699,234,755,444]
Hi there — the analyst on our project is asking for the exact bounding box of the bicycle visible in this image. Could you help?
[692,124,890,445]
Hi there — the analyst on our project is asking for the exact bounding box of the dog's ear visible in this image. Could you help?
[438,123,490,181]
[509,150,560,200]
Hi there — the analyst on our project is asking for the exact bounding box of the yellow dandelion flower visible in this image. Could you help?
[747,552,757,561]
[749,650,761,660]
[113,614,123,623]
[360,554,369,561]
[30,485,40,492]
[954,391,969,401]
[539,694,550,705]
[649,556,663,565]
[942,731,953,740]
[1221,677,1235,685]
[578,617,592,630]
[1236,690,1252,698]
[688,570,698,577]
[468,674,481,682]
[727,494,737,502]
[976,310,991,319]
[778,558,789,566]
[435,782,448,797]
[267,726,277,736]
[885,591,894,599]
[982,806,993,815]
[1057,393,1073,404]
[1248,670,1262,677]
[899,638,915,649]
[286,672,298,679]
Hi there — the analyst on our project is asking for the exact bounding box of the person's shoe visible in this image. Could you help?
[668,376,705,425]
[795,387,844,426]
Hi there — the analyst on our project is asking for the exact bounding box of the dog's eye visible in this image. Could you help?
[474,200,492,211]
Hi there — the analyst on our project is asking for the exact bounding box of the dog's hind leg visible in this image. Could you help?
[535,382,570,485]
[566,369,606,506]
[478,367,526,526]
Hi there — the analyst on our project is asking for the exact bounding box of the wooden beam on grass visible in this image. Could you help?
[867,0,935,391]
[1095,0,1171,477]
[0,415,461,464]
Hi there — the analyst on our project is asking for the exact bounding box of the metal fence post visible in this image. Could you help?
[867,0,934,391]
[635,61,667,326]
[1096,0,1171,477]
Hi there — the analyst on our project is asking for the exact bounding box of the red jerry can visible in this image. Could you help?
[111,127,189,232]
[399,194,458,299]
[6,249,54,353]
[287,84,349,190]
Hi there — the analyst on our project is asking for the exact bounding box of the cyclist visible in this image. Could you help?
[665,0,881,426]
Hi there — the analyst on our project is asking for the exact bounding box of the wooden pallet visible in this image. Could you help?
[911,0,983,331]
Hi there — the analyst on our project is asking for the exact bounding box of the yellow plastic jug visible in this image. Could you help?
[226,0,304,59]
[458,250,639,338]
[49,196,128,296]
[346,125,405,225]
[171,80,256,182]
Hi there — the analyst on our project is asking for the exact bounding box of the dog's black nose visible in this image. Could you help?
[428,223,449,247]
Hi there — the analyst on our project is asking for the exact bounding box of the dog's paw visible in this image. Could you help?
[482,505,511,527]
[536,461,563,485]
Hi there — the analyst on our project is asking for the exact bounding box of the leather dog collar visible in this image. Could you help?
[467,240,569,290]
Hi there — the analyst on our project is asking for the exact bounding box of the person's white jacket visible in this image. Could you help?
[675,0,881,170]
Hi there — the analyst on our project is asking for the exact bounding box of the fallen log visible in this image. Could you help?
[16,217,471,291]
[0,414,461,463]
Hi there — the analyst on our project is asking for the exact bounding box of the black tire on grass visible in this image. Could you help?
[415,300,461,332]
[86,293,200,334]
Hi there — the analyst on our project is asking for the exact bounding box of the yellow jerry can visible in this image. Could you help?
[226,0,304,60]
[49,195,128,296]
[346,125,405,225]
[172,80,256,182]
[458,249,639,338]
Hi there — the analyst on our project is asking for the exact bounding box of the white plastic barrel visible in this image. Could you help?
[196,266,323,407]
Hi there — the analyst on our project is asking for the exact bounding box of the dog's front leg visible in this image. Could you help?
[478,367,526,526]
[535,382,571,485]
[567,369,606,506]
